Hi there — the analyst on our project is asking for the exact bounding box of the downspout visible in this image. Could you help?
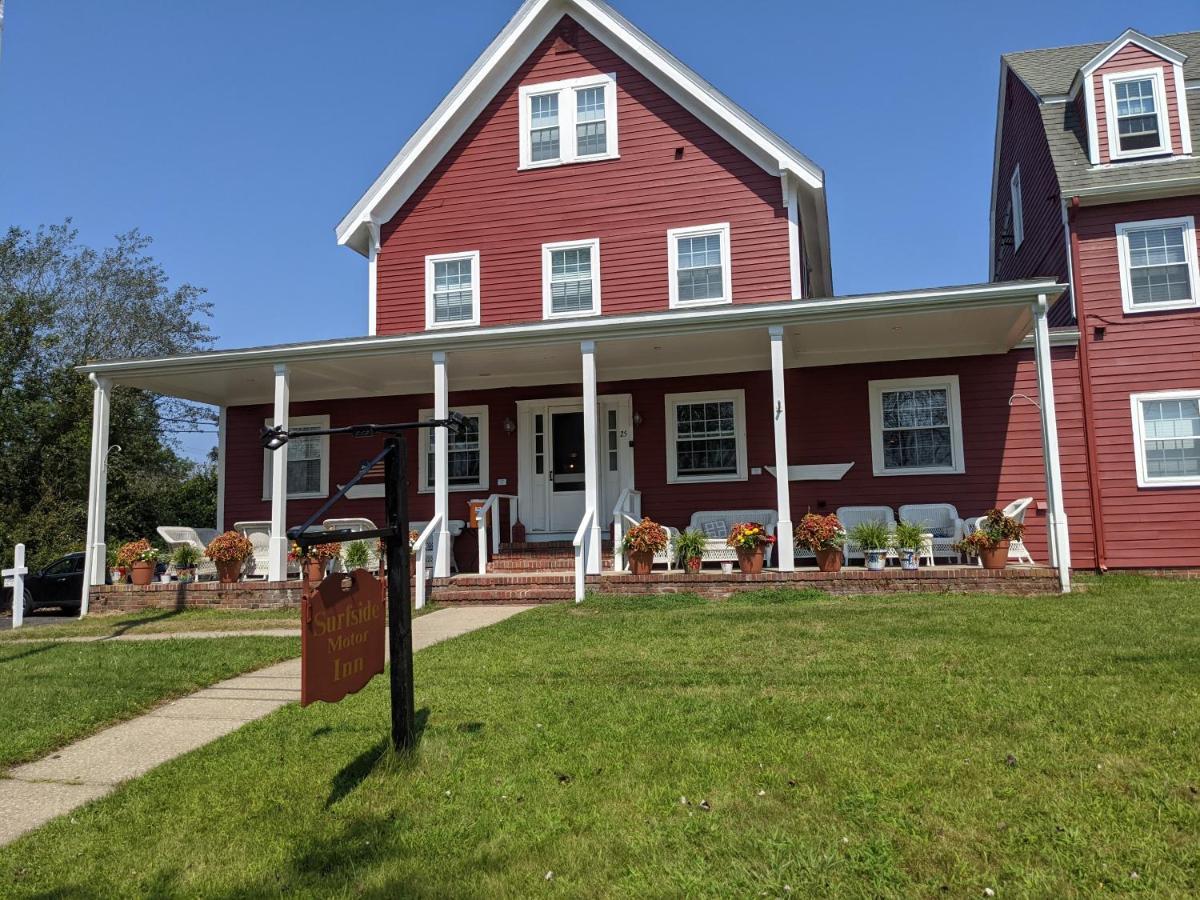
[1067,196,1108,572]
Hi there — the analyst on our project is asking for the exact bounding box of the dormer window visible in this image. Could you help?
[1103,69,1171,160]
[519,74,618,169]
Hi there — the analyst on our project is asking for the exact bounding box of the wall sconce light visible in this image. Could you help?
[632,412,643,427]
[503,417,516,435]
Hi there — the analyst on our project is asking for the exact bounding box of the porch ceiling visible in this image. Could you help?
[79,279,1063,406]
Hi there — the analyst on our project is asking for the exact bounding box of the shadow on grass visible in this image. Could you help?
[97,609,186,640]
[0,643,62,664]
[325,708,430,808]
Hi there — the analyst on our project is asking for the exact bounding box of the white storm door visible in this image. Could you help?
[546,402,587,532]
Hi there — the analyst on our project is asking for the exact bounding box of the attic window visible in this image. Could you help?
[1103,69,1171,160]
[519,74,618,169]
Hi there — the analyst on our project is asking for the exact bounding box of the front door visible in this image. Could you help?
[547,405,587,532]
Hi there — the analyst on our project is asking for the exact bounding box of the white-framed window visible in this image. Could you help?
[418,405,489,493]
[425,251,480,329]
[518,73,618,169]
[664,389,747,484]
[1103,68,1172,160]
[542,238,600,319]
[262,414,330,500]
[1115,216,1199,314]
[1131,390,1200,487]
[667,222,732,308]
[1010,165,1024,251]
[868,377,965,476]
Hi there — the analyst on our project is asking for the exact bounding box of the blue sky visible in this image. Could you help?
[2,0,1196,458]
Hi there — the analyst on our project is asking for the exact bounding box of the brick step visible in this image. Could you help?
[434,572,577,587]
[430,586,574,604]
[498,541,614,553]
[488,555,613,572]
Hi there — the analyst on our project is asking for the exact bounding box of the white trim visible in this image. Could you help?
[768,326,793,569]
[1079,29,1188,79]
[581,340,602,572]
[1114,215,1200,314]
[367,222,380,336]
[1174,63,1193,156]
[1010,164,1024,251]
[1061,197,1077,320]
[518,73,619,169]
[425,250,481,330]
[667,222,732,308]
[1085,72,1100,165]
[664,388,747,484]
[1130,388,1200,488]
[216,406,227,532]
[417,404,490,494]
[1032,295,1071,592]
[1102,67,1173,161]
[542,237,601,319]
[785,177,803,298]
[868,375,965,477]
[262,414,330,501]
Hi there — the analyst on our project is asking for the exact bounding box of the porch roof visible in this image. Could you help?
[78,279,1065,406]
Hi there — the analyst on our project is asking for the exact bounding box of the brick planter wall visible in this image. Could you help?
[89,580,305,612]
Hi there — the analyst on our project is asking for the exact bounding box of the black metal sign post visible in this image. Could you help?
[262,413,465,753]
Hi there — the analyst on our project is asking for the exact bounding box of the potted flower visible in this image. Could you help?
[955,508,1025,571]
[727,522,776,575]
[343,540,370,571]
[622,517,669,576]
[892,521,927,571]
[848,521,891,571]
[673,529,707,573]
[291,540,342,583]
[172,544,202,583]
[107,545,125,584]
[794,513,846,573]
[205,530,254,584]
[117,539,157,586]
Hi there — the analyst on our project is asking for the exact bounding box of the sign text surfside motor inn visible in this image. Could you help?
[301,569,386,706]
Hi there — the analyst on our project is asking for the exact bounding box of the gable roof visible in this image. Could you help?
[335,0,828,281]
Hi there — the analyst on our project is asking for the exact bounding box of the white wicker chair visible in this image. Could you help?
[898,504,965,564]
[233,521,301,579]
[836,506,896,566]
[688,510,779,567]
[967,497,1035,565]
[155,527,217,580]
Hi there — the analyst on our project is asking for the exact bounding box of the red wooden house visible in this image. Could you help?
[82,1,1200,606]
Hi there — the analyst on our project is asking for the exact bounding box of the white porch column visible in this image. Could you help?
[80,374,112,613]
[1032,294,1071,593]
[768,326,795,571]
[581,340,602,573]
[215,406,227,532]
[268,364,290,581]
[432,351,451,578]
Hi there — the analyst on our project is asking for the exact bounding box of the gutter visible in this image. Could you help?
[1072,174,1200,204]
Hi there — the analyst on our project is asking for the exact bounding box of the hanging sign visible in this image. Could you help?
[301,569,386,706]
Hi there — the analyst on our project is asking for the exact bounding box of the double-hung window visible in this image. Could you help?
[262,414,329,499]
[542,238,600,318]
[668,222,732,307]
[1009,165,1024,250]
[1115,216,1199,313]
[425,251,480,329]
[418,405,489,493]
[518,74,618,169]
[869,377,965,476]
[1131,390,1200,487]
[1103,69,1171,159]
[665,390,747,483]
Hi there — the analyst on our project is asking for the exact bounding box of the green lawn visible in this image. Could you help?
[0,607,302,642]
[3,576,1199,897]
[0,637,299,768]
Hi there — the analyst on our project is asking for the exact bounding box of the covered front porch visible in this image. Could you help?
[77,278,1074,608]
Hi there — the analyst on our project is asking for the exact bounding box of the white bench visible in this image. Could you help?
[688,510,779,568]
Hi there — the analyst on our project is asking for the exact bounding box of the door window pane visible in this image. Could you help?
[1141,398,1200,479]
[552,412,585,492]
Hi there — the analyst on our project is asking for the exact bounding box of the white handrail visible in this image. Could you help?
[572,507,595,603]
[610,488,641,572]
[477,494,518,575]
[411,514,442,610]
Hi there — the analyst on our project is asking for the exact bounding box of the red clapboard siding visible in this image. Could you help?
[1070,197,1200,567]
[223,349,1096,569]
[1092,44,1186,166]
[375,16,792,334]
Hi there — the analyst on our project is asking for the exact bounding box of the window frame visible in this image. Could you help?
[1009,165,1024,251]
[664,389,747,484]
[868,376,965,477]
[667,222,732,308]
[1130,389,1200,488]
[541,237,601,320]
[262,414,330,500]
[518,73,619,170]
[1115,215,1200,314]
[417,404,490,494]
[1102,67,1172,161]
[424,251,481,330]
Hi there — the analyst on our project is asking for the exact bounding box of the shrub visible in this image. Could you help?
[794,513,845,552]
[892,521,926,552]
[673,529,706,566]
[344,540,370,569]
[622,518,669,555]
[954,508,1025,554]
[727,522,776,552]
[205,531,254,564]
[847,520,890,551]
[172,544,202,568]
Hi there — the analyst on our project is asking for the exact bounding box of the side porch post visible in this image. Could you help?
[432,351,451,578]
[769,327,795,570]
[581,340,602,573]
[268,363,290,581]
[215,406,227,532]
[80,374,112,613]
[1032,294,1071,592]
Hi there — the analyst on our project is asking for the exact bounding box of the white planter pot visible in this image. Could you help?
[864,550,887,571]
[899,549,919,570]
[159,574,172,583]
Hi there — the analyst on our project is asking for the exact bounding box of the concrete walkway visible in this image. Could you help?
[0,605,535,846]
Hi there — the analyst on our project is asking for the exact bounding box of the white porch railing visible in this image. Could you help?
[476,494,518,575]
[611,488,642,572]
[572,507,595,603]
[411,514,443,610]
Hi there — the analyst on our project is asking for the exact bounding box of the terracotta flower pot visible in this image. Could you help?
[684,556,702,574]
[216,559,242,584]
[814,549,842,573]
[130,561,155,586]
[304,560,326,583]
[736,545,765,575]
[627,549,653,576]
[979,541,1010,571]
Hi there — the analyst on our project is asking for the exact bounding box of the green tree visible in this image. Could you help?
[0,222,216,568]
